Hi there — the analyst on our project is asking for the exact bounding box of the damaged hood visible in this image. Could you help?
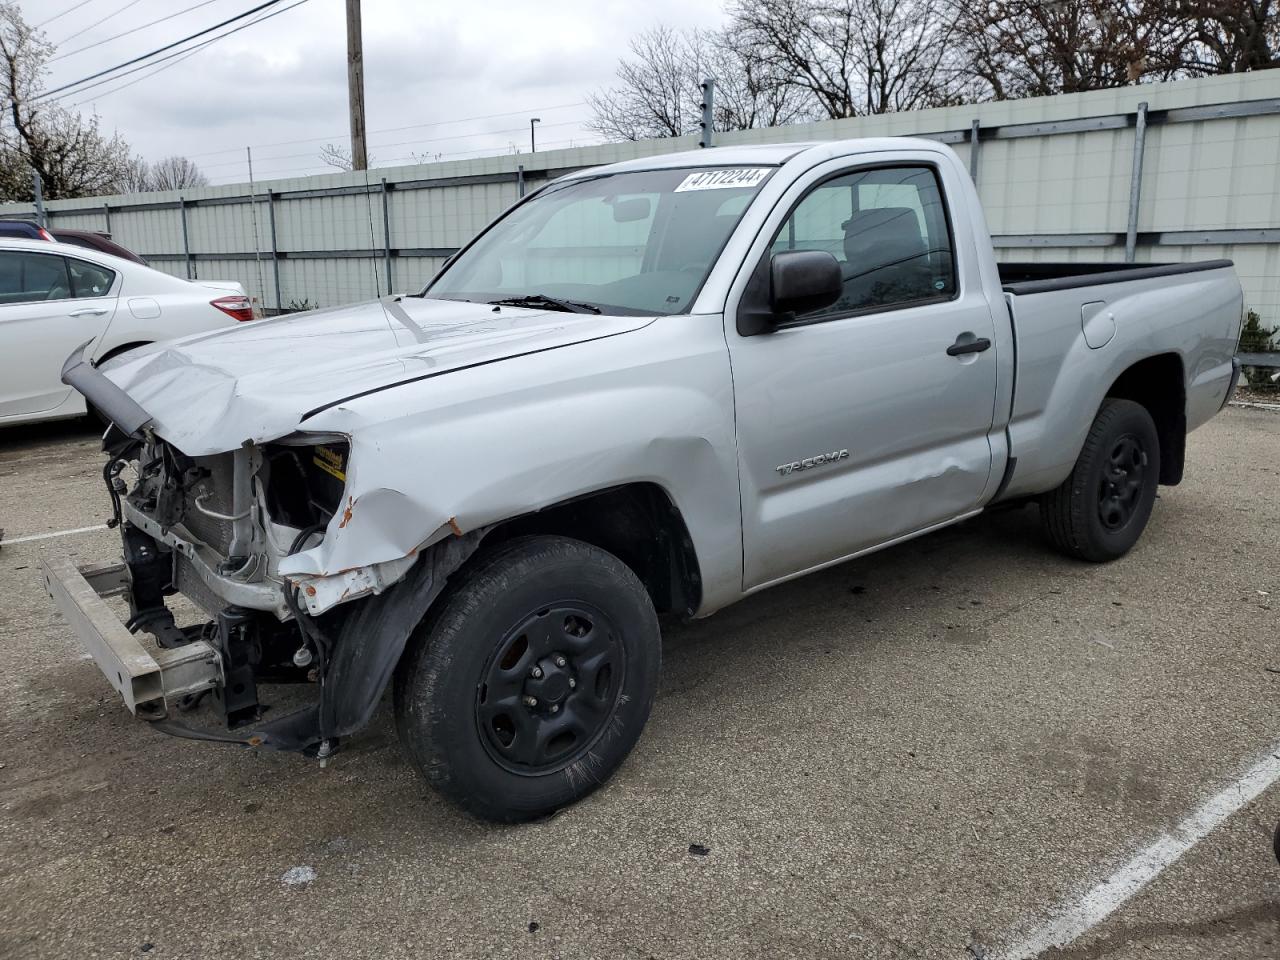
[101,296,655,454]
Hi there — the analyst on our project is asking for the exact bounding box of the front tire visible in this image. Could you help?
[393,535,661,822]
[1040,398,1161,562]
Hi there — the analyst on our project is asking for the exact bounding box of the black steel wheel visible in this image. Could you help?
[393,535,660,822]
[475,601,626,775]
[1097,435,1147,531]
[1041,398,1161,562]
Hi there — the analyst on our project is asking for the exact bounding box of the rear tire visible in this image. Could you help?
[1040,398,1161,562]
[393,535,661,822]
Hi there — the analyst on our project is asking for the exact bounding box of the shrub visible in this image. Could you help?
[1238,310,1279,388]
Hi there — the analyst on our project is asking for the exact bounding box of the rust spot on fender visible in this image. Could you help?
[305,585,317,597]
[338,496,355,529]
[448,517,463,537]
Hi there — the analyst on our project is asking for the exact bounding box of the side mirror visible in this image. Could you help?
[770,250,842,317]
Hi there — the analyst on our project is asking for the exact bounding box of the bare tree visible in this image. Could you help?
[587,26,697,140]
[707,26,816,130]
[146,155,208,190]
[949,0,1278,99]
[587,25,812,141]
[0,3,133,201]
[729,0,966,118]
[113,155,152,193]
[319,142,353,170]
[1170,0,1280,74]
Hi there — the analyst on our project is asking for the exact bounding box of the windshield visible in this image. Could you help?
[424,166,774,316]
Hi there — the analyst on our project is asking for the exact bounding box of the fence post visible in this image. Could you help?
[516,164,525,198]
[1125,101,1149,263]
[32,170,46,226]
[381,177,394,293]
[968,119,981,183]
[699,78,715,148]
[179,197,193,279]
[266,190,283,313]
[103,203,111,235]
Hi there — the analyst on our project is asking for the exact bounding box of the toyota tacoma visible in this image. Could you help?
[45,138,1244,821]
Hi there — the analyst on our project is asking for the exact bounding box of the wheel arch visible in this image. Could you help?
[1103,352,1186,485]
[478,482,703,616]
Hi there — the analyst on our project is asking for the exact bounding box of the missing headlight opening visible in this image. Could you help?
[261,440,349,529]
[98,431,372,741]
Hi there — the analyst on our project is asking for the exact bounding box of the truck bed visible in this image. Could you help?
[998,259,1234,295]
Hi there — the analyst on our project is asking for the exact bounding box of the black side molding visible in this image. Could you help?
[61,340,153,438]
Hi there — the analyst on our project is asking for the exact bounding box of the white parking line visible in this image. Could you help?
[2,524,108,545]
[999,742,1280,959]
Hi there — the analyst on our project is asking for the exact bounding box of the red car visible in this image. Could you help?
[0,220,148,264]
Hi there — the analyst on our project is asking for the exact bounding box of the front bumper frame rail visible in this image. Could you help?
[41,555,222,718]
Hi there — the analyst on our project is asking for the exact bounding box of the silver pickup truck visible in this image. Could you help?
[46,138,1244,821]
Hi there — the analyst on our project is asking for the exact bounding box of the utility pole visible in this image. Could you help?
[698,77,715,148]
[345,0,368,170]
[530,117,541,153]
[31,169,46,227]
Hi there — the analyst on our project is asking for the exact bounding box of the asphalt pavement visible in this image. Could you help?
[1,408,1277,959]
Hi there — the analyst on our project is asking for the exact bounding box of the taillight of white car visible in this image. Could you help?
[210,295,255,322]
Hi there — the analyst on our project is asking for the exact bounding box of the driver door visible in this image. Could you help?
[726,160,1001,589]
[0,250,118,419]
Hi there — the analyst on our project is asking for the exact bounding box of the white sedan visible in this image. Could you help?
[0,237,252,427]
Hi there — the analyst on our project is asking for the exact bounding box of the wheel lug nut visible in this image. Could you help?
[523,695,538,707]
[550,704,559,713]
[530,666,543,678]
[554,656,567,668]
[568,678,576,689]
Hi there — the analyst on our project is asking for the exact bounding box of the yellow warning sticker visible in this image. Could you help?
[313,445,347,482]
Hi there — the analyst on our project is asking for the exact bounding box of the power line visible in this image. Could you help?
[199,117,589,169]
[205,135,607,185]
[70,0,307,106]
[54,0,148,48]
[57,0,309,104]
[38,0,290,100]
[53,0,227,61]
[36,0,97,29]
[182,102,588,159]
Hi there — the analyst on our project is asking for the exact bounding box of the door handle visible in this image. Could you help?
[946,333,991,357]
[69,307,110,317]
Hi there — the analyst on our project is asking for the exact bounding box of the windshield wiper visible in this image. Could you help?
[488,294,602,315]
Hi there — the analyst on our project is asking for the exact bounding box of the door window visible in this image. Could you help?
[0,252,72,305]
[770,165,956,321]
[68,258,116,298]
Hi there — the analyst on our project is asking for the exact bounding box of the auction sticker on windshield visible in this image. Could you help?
[674,168,771,192]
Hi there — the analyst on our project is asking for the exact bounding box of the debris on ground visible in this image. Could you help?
[281,865,317,887]
[688,843,711,856]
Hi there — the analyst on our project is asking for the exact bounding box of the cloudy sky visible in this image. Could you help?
[20,0,727,185]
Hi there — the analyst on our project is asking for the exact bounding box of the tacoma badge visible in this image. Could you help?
[776,449,850,476]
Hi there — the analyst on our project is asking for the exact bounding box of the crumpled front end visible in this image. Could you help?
[57,422,479,754]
